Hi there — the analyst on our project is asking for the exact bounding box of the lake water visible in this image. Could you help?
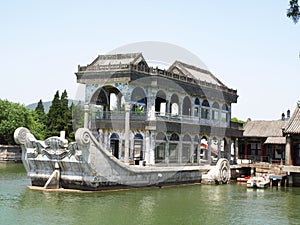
[1,163,300,225]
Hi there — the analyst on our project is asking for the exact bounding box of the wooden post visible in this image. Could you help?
[285,135,291,165]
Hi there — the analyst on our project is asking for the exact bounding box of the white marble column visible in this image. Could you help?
[208,137,212,164]
[124,103,130,164]
[84,104,89,129]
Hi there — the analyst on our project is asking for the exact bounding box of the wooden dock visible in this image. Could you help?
[231,162,292,187]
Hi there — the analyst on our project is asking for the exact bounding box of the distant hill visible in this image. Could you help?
[26,100,79,113]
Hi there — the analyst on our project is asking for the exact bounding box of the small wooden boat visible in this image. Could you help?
[246,174,270,188]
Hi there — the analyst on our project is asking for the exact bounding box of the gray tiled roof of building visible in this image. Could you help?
[87,53,145,69]
[243,120,288,137]
[284,106,300,134]
[264,137,286,144]
[167,60,225,87]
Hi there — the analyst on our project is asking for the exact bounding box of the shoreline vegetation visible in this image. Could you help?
[0,90,84,145]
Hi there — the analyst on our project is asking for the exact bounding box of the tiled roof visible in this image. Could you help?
[284,106,300,134]
[264,137,286,144]
[243,120,287,137]
[87,53,146,70]
[167,61,225,87]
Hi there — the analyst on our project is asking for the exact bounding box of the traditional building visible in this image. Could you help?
[284,103,300,166]
[76,53,242,166]
[238,119,288,164]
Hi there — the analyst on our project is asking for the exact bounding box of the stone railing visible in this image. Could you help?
[77,63,237,96]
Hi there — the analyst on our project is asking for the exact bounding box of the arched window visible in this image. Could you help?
[155,132,166,164]
[170,133,180,141]
[222,104,229,111]
[202,99,210,107]
[212,102,220,120]
[221,104,229,123]
[194,98,200,117]
[201,99,210,119]
[212,102,219,109]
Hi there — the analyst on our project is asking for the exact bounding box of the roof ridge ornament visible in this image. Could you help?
[298,100,300,108]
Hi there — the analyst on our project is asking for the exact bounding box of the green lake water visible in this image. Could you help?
[1,163,300,225]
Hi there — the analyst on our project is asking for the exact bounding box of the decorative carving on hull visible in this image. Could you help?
[14,128,82,161]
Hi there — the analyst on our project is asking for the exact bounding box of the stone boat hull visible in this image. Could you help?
[14,127,210,191]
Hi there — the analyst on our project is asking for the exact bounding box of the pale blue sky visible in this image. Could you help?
[0,1,299,120]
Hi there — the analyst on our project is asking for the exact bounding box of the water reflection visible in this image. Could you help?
[138,195,156,225]
[2,163,300,225]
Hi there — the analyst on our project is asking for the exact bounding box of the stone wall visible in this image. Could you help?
[0,145,22,162]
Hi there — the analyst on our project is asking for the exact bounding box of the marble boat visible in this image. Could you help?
[14,127,234,190]
[14,52,242,190]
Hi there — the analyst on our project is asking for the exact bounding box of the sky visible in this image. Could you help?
[0,1,299,121]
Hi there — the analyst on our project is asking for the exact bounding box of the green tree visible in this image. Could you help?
[0,100,45,144]
[35,99,46,124]
[46,91,61,137]
[231,117,246,126]
[67,102,76,141]
[59,90,68,131]
[45,90,75,141]
[29,110,46,140]
[287,0,300,23]
[0,100,30,144]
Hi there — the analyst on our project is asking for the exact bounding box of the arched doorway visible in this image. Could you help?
[200,136,208,160]
[155,132,166,164]
[170,94,179,116]
[131,87,147,115]
[183,96,191,116]
[155,90,167,116]
[133,133,144,165]
[182,134,192,164]
[110,133,120,159]
[90,85,123,121]
[169,133,179,163]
